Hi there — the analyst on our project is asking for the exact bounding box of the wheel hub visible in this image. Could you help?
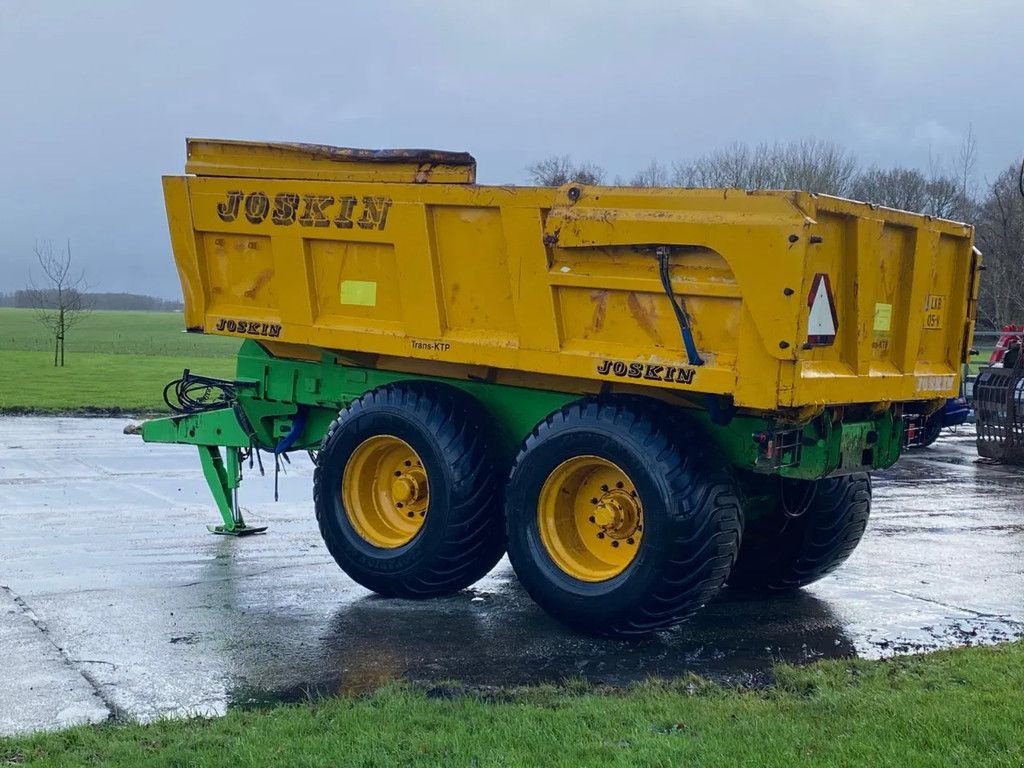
[537,455,644,582]
[342,435,430,548]
[390,468,426,505]
[593,491,640,540]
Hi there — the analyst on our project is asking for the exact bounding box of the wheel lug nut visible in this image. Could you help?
[616,481,624,489]
[611,540,620,548]
[597,532,605,539]
[590,497,598,505]
[627,537,635,545]
[407,511,414,518]
[600,484,609,492]
[588,515,596,523]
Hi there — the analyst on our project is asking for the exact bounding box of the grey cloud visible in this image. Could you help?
[1,0,1021,296]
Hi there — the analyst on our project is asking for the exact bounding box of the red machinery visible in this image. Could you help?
[987,325,1024,365]
[976,325,1024,462]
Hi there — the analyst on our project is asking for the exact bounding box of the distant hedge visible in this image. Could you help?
[0,291,183,311]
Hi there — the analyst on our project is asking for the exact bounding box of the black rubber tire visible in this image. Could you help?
[728,473,871,592]
[504,398,743,637]
[313,382,505,598]
[920,414,943,447]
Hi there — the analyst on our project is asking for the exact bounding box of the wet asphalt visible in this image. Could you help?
[1,416,1023,735]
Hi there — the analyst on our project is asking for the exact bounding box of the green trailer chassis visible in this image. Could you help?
[142,341,905,533]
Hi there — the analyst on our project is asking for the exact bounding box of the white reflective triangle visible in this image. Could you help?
[808,278,836,338]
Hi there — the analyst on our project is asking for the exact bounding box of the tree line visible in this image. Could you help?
[0,290,183,311]
[527,137,1024,329]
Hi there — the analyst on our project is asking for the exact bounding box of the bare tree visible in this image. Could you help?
[673,142,775,188]
[850,167,928,211]
[26,240,90,367]
[780,139,859,196]
[955,125,978,201]
[672,139,857,196]
[526,155,605,186]
[628,159,671,187]
[849,166,971,219]
[925,174,972,220]
[974,162,1024,328]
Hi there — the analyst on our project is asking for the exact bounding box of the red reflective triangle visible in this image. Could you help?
[807,273,838,346]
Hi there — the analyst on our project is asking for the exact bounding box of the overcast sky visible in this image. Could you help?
[1,0,1022,299]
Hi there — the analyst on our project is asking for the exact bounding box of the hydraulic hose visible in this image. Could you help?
[274,406,309,455]
[657,247,704,367]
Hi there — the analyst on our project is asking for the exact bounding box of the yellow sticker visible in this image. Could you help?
[873,303,892,332]
[340,280,377,307]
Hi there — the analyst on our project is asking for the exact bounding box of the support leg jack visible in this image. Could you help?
[198,445,267,536]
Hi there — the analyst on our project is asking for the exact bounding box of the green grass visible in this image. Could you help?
[0,308,238,412]
[969,346,996,376]
[2,642,1022,767]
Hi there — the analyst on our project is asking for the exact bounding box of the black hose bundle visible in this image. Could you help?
[656,247,704,367]
[163,369,243,414]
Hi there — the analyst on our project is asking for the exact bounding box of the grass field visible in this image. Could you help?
[0,308,238,412]
[2,641,1021,766]
[969,346,997,375]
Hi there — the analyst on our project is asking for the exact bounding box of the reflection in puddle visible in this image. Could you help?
[227,586,861,707]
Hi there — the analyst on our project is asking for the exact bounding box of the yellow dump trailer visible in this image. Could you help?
[145,139,980,635]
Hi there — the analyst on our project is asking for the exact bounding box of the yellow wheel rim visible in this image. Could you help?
[537,456,644,582]
[342,435,429,549]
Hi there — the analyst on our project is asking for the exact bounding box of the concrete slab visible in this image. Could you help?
[0,585,109,736]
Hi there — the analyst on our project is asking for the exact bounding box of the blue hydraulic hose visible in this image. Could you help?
[274,406,308,455]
